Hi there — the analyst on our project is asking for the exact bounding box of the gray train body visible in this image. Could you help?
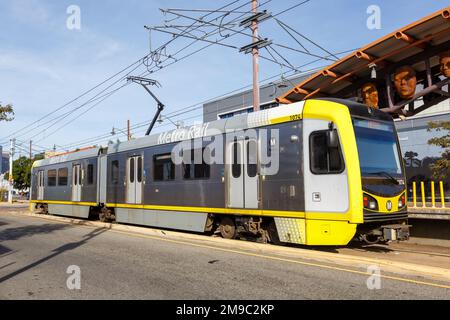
[31,103,306,235]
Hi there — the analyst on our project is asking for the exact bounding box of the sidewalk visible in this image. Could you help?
[0,200,30,208]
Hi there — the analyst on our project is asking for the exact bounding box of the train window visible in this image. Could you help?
[310,130,344,174]
[247,140,258,178]
[137,157,143,183]
[58,168,68,186]
[232,142,241,178]
[111,160,119,184]
[87,164,94,185]
[183,149,210,180]
[73,167,78,186]
[129,158,135,183]
[48,170,57,186]
[154,154,175,181]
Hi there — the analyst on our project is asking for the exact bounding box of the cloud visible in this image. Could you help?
[94,40,123,60]
[9,0,49,26]
[0,49,61,80]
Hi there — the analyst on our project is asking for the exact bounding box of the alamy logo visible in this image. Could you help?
[66,5,81,31]
[367,5,381,30]
[66,265,81,290]
[366,265,381,290]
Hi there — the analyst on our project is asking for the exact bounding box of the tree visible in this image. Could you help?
[427,121,450,181]
[5,154,44,191]
[0,103,14,121]
[404,151,418,167]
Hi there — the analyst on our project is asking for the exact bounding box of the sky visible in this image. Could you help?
[0,0,448,156]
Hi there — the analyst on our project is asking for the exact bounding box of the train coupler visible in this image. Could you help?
[381,224,411,242]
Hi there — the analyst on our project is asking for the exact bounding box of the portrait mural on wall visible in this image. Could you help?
[393,65,417,100]
[440,51,450,78]
[361,82,379,108]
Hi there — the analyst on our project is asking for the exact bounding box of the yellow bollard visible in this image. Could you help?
[413,182,417,208]
[421,181,426,208]
[431,182,435,208]
[440,181,445,208]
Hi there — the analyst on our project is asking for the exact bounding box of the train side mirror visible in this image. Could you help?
[327,130,339,148]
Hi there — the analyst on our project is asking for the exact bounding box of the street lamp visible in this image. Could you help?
[111,127,132,140]
[157,114,184,129]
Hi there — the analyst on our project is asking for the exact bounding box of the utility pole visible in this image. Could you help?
[239,3,271,112]
[251,0,260,112]
[29,140,32,160]
[127,120,131,141]
[8,138,15,204]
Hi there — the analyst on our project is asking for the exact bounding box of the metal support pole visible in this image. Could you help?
[127,120,131,141]
[440,181,445,208]
[431,181,435,208]
[252,0,260,112]
[146,103,165,136]
[421,181,426,208]
[8,139,15,204]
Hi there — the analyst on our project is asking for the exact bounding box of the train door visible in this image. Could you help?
[302,119,349,213]
[72,164,82,202]
[37,171,44,200]
[227,138,259,209]
[126,156,143,204]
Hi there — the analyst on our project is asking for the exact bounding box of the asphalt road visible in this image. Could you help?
[1,209,449,300]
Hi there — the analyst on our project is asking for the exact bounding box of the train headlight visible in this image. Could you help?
[363,194,378,211]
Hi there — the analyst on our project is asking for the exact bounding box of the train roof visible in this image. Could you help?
[33,146,103,168]
[33,98,392,167]
[107,100,306,154]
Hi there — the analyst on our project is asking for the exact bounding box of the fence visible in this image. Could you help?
[409,181,449,209]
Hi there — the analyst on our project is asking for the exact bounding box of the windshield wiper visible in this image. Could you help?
[368,171,400,185]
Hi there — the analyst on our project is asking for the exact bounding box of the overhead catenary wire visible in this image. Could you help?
[57,56,355,151]
[1,0,252,146]
[275,18,339,60]
[24,63,147,143]
[12,0,341,152]
[0,58,144,142]
[35,44,357,153]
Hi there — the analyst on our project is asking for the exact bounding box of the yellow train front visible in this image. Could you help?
[289,98,410,246]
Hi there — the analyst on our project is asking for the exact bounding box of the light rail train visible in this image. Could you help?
[30,98,410,245]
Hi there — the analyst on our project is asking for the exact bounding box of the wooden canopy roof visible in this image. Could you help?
[276,6,450,112]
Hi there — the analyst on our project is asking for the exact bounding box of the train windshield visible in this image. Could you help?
[353,118,403,178]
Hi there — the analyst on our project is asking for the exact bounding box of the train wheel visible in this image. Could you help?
[99,210,107,222]
[99,207,115,223]
[219,217,236,239]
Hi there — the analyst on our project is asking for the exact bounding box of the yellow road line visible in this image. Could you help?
[23,212,450,291]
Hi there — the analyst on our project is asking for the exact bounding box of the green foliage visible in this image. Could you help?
[0,103,14,121]
[5,154,44,191]
[427,121,450,181]
[0,188,7,202]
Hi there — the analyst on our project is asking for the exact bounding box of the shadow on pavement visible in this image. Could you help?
[0,223,72,242]
[0,244,12,256]
[0,228,108,284]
